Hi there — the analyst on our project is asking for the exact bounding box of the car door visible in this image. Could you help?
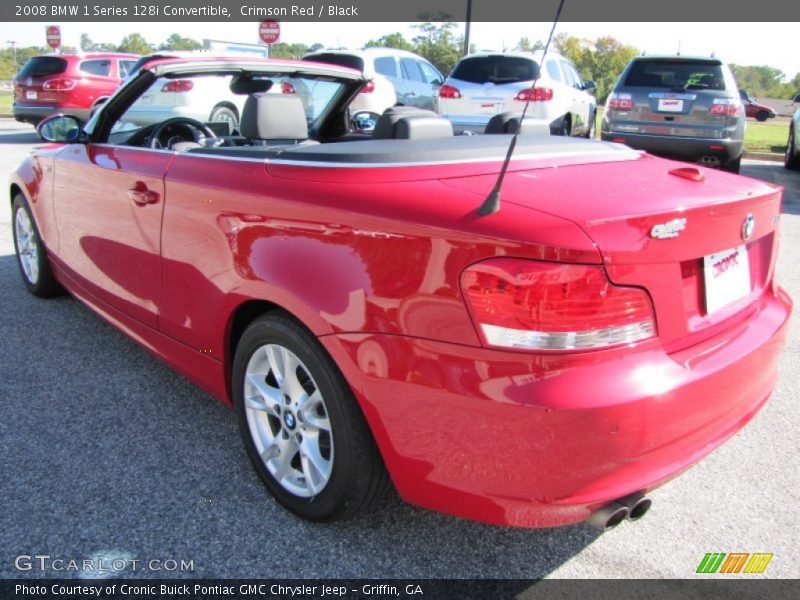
[398,57,429,109]
[416,59,444,111]
[52,143,171,329]
[560,59,590,135]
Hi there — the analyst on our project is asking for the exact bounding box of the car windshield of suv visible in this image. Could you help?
[18,57,67,78]
[304,53,364,73]
[625,59,726,91]
[451,56,539,84]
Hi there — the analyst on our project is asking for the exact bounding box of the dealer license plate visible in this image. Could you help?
[703,245,751,314]
[26,91,37,100]
[658,98,683,112]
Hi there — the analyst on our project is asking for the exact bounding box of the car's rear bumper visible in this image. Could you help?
[13,103,90,125]
[321,286,791,528]
[601,131,743,163]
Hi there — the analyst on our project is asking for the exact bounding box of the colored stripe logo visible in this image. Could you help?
[697,553,773,574]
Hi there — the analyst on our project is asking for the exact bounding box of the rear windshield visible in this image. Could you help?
[451,56,539,84]
[303,53,364,72]
[625,59,726,91]
[18,56,67,79]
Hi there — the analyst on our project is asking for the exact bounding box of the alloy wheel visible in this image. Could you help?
[15,207,39,285]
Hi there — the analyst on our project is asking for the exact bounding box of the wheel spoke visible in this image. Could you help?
[299,439,329,494]
[272,436,297,482]
[244,372,281,413]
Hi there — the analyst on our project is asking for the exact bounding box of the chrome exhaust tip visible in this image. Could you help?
[587,502,629,531]
[618,492,653,521]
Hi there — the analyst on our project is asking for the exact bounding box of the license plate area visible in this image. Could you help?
[658,98,683,112]
[703,245,751,314]
[474,101,503,115]
[26,91,37,100]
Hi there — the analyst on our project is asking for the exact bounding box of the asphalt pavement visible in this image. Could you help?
[0,119,798,580]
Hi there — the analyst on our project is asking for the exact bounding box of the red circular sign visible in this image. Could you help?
[46,25,61,50]
[259,20,280,44]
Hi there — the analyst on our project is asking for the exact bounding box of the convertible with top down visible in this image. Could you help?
[10,56,791,529]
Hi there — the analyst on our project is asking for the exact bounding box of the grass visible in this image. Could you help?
[594,106,788,154]
[0,91,11,114]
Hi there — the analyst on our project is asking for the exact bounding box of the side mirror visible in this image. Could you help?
[582,80,597,91]
[793,94,800,104]
[351,110,380,133]
[37,114,83,143]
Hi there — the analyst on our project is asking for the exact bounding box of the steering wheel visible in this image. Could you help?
[148,117,218,149]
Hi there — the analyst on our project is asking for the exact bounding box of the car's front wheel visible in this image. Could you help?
[232,313,390,521]
[786,127,800,171]
[755,110,770,122]
[12,194,62,298]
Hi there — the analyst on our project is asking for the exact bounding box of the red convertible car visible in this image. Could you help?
[10,56,792,530]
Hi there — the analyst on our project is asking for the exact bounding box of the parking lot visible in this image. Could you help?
[0,117,798,579]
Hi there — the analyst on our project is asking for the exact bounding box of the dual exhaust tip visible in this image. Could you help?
[587,493,652,531]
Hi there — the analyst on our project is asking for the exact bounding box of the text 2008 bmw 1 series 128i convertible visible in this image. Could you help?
[11,56,792,530]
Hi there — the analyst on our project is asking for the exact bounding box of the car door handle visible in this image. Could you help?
[406,91,417,96]
[127,185,159,206]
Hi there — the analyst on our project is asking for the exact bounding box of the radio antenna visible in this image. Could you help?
[477,0,566,216]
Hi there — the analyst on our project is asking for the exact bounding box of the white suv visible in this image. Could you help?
[438,50,597,136]
[303,48,443,115]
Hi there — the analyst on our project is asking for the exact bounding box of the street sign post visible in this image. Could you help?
[259,20,280,57]
[46,25,61,50]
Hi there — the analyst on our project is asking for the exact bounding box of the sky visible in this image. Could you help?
[0,21,798,79]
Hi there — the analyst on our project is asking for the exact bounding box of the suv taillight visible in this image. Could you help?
[710,98,740,117]
[161,80,193,93]
[359,80,375,94]
[42,78,77,91]
[607,92,633,110]
[461,259,656,351]
[438,84,462,99]
[515,87,553,102]
[281,81,296,94]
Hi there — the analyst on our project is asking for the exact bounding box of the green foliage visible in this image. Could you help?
[731,64,799,99]
[159,34,202,51]
[365,33,415,52]
[117,33,154,55]
[268,43,311,59]
[411,20,463,75]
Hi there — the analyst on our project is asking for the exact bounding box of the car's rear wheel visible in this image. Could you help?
[786,127,800,171]
[12,194,62,298]
[558,116,571,137]
[209,105,239,132]
[584,111,596,139]
[755,110,770,122]
[232,313,390,521]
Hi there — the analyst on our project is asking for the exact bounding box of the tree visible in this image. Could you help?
[365,33,415,52]
[159,34,202,51]
[268,43,310,59]
[412,20,462,75]
[516,37,533,52]
[117,33,153,55]
[80,33,95,51]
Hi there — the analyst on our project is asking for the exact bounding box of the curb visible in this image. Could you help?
[0,113,12,118]
[743,151,784,163]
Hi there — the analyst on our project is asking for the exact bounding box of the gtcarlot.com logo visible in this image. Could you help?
[14,553,194,575]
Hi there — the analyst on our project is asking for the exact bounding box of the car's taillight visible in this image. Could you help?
[359,80,375,94]
[607,92,633,110]
[439,84,462,99]
[514,87,553,102]
[461,259,656,351]
[710,98,740,117]
[281,81,296,94]
[42,78,77,91]
[161,80,193,93]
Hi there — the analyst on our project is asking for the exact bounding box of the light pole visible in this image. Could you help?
[463,0,472,56]
[7,40,17,72]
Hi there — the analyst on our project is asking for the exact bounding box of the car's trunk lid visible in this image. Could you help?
[440,155,782,351]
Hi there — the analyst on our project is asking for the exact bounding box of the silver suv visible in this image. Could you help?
[602,55,745,173]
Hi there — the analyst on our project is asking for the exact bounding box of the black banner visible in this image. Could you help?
[3,0,800,22]
[2,579,799,600]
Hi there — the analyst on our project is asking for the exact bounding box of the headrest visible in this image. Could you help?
[372,106,438,139]
[230,76,274,95]
[240,94,308,141]
[484,112,550,136]
[394,116,454,140]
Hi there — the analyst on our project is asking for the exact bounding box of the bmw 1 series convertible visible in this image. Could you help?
[10,56,792,530]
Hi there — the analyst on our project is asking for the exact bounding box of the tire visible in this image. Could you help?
[721,155,742,174]
[11,194,62,298]
[755,111,770,122]
[558,116,571,137]
[786,127,800,171]
[209,105,239,131]
[232,312,390,521]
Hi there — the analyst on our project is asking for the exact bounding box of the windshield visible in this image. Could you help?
[109,72,348,141]
[451,56,539,84]
[625,59,726,91]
